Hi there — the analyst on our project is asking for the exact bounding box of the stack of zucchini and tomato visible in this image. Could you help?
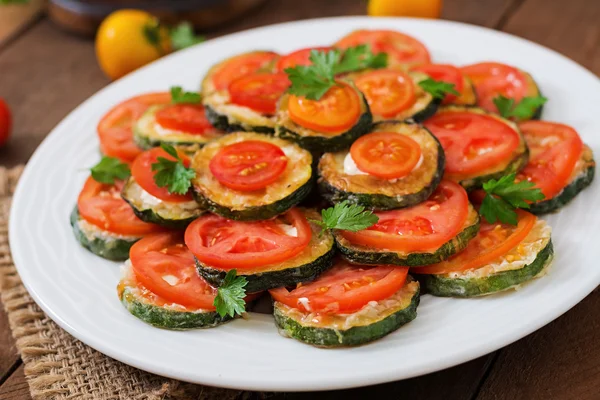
[70,28,594,348]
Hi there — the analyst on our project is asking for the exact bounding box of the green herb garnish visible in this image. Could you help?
[419,78,460,99]
[90,156,130,184]
[170,86,201,104]
[311,201,379,236]
[170,22,204,51]
[479,173,545,225]
[214,269,248,318]
[151,143,196,194]
[493,95,547,121]
[285,45,387,100]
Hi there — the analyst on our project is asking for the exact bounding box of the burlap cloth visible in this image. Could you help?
[0,165,253,400]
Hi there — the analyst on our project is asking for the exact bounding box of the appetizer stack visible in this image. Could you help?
[71,29,595,347]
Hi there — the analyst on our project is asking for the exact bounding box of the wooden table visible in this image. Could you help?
[1,0,599,398]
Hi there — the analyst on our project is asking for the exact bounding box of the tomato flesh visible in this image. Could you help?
[98,92,171,162]
[353,69,416,118]
[335,29,431,67]
[411,64,464,104]
[341,181,470,252]
[270,261,408,314]
[517,121,583,199]
[77,177,164,235]
[154,104,213,134]
[131,147,194,202]
[209,140,288,191]
[424,110,520,175]
[228,73,290,114]
[211,52,279,91]
[461,62,528,114]
[350,131,422,179]
[185,209,312,269]
[288,82,361,133]
[130,232,217,310]
[276,46,333,71]
[417,210,536,274]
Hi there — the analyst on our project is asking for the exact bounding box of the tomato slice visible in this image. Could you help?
[517,121,583,199]
[77,177,164,235]
[424,110,520,175]
[416,210,536,274]
[185,209,311,270]
[209,140,288,191]
[131,147,194,202]
[154,104,214,134]
[411,64,464,104]
[228,73,290,114]
[341,181,470,252]
[276,46,333,71]
[460,62,528,114]
[211,52,279,91]
[98,92,171,162]
[335,29,431,67]
[270,261,408,314]
[130,232,217,310]
[288,82,361,133]
[350,131,422,179]
[353,69,416,118]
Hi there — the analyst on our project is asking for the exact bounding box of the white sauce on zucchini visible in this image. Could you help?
[342,152,424,181]
[128,179,202,217]
[77,219,140,242]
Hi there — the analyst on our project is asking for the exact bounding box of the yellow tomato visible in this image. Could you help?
[95,9,171,80]
[368,0,442,19]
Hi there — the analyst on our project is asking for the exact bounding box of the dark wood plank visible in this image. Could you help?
[0,365,28,400]
[0,306,19,384]
[442,0,522,28]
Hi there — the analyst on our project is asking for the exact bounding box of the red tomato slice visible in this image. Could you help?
[350,131,422,179]
[275,46,333,71]
[353,69,416,118]
[411,64,464,104]
[341,181,470,253]
[228,73,290,114]
[98,92,171,162]
[155,104,214,134]
[424,110,520,175]
[288,82,361,133]
[0,98,11,147]
[185,209,311,270]
[270,261,408,314]
[77,177,164,235]
[517,121,583,199]
[460,62,528,113]
[211,52,279,91]
[131,147,194,202]
[416,210,536,274]
[209,140,288,191]
[335,29,431,67]
[130,232,217,310]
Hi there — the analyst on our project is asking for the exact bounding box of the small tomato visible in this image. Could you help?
[368,0,443,19]
[0,98,11,147]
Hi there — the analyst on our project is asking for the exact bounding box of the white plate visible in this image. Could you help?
[9,17,600,392]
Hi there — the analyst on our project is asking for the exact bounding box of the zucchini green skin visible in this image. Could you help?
[133,130,212,151]
[120,287,231,330]
[273,283,420,347]
[70,206,138,261]
[204,104,275,134]
[409,97,442,123]
[417,240,554,297]
[196,245,335,293]
[459,149,530,192]
[529,165,595,214]
[192,176,314,221]
[334,214,480,267]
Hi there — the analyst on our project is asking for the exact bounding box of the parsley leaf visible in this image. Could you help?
[151,143,196,194]
[479,173,545,225]
[170,86,201,104]
[170,22,204,51]
[419,78,460,99]
[311,201,379,235]
[493,95,547,120]
[214,269,248,318]
[90,156,130,184]
[285,46,387,100]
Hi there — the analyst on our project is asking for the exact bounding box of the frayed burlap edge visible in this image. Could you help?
[0,165,249,400]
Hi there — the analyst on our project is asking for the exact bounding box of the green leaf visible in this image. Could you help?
[480,194,518,225]
[90,156,130,184]
[214,270,248,318]
[150,144,196,194]
[492,96,515,118]
[493,95,547,120]
[170,22,204,51]
[333,44,388,75]
[314,201,379,235]
[170,86,201,104]
[418,78,460,99]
